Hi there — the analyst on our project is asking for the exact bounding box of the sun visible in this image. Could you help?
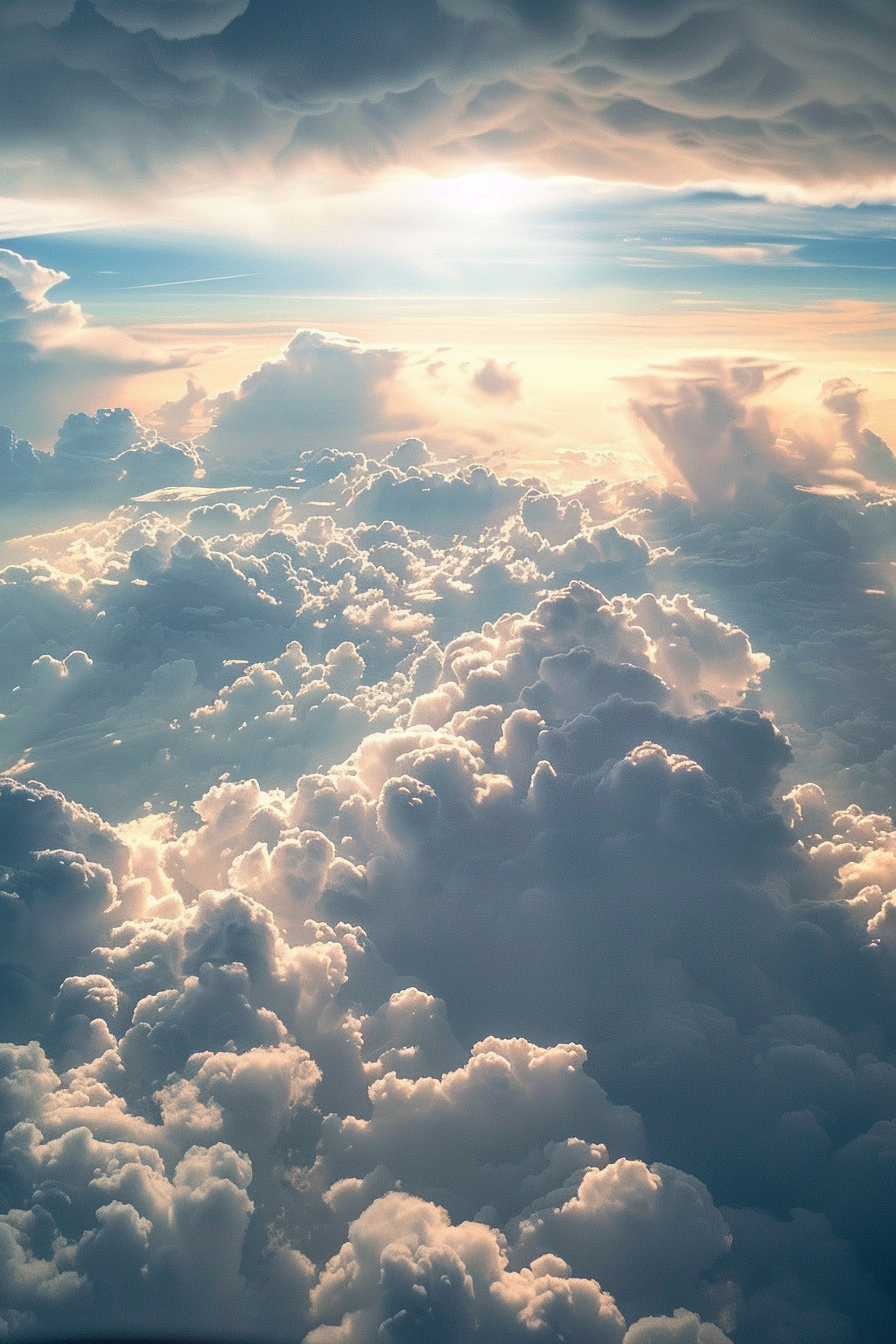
[433,170,532,213]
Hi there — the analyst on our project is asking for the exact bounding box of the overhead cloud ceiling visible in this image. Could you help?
[2,0,894,196]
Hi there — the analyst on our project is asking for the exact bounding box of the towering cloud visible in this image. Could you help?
[618,357,896,814]
[204,330,409,481]
[625,357,896,504]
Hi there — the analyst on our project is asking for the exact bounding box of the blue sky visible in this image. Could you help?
[3,176,893,449]
[5,184,895,306]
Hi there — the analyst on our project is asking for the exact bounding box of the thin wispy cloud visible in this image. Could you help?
[123,272,257,289]
[650,243,805,264]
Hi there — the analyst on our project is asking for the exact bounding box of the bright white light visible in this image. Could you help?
[432,171,533,213]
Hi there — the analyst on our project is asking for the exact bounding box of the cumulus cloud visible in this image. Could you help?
[625,356,896,505]
[1,347,895,1342]
[618,355,896,811]
[0,427,659,818]
[0,2,893,197]
[0,407,205,533]
[308,1190,629,1343]
[1,674,894,1341]
[0,249,214,446]
[203,330,410,482]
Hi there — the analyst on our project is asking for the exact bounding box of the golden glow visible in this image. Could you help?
[96,296,895,490]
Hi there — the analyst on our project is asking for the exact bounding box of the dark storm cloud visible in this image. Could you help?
[1,1,894,195]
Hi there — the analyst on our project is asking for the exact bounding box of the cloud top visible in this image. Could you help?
[0,330,894,1342]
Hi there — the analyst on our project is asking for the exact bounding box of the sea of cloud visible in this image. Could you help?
[1,309,895,1342]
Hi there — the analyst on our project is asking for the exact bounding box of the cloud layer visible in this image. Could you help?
[1,329,894,1342]
[2,1,894,200]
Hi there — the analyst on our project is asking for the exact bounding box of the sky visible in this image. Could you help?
[0,4,895,1343]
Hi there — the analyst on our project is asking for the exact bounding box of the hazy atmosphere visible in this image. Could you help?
[1,4,894,1342]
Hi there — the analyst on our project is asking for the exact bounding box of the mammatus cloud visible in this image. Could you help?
[1,2,894,199]
[0,338,894,1342]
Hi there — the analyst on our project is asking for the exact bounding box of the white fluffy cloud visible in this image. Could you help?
[0,249,212,446]
[2,724,893,1340]
[308,1191,629,1343]
[204,330,409,481]
[0,341,895,1342]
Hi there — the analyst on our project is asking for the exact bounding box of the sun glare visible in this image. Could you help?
[433,170,532,212]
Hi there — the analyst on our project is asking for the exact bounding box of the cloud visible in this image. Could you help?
[0,440,657,819]
[624,354,896,504]
[0,249,216,446]
[651,244,803,264]
[0,406,205,528]
[616,355,896,811]
[144,376,209,441]
[0,776,128,1041]
[623,1311,732,1344]
[1,2,894,201]
[90,0,251,40]
[623,356,801,505]
[820,376,896,487]
[511,1159,732,1318]
[2,654,894,1340]
[203,330,409,481]
[321,1036,644,1220]
[471,357,522,401]
[308,1190,629,1343]
[0,353,895,1341]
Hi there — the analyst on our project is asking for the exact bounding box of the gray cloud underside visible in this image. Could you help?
[1,345,895,1342]
[1,1,894,195]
